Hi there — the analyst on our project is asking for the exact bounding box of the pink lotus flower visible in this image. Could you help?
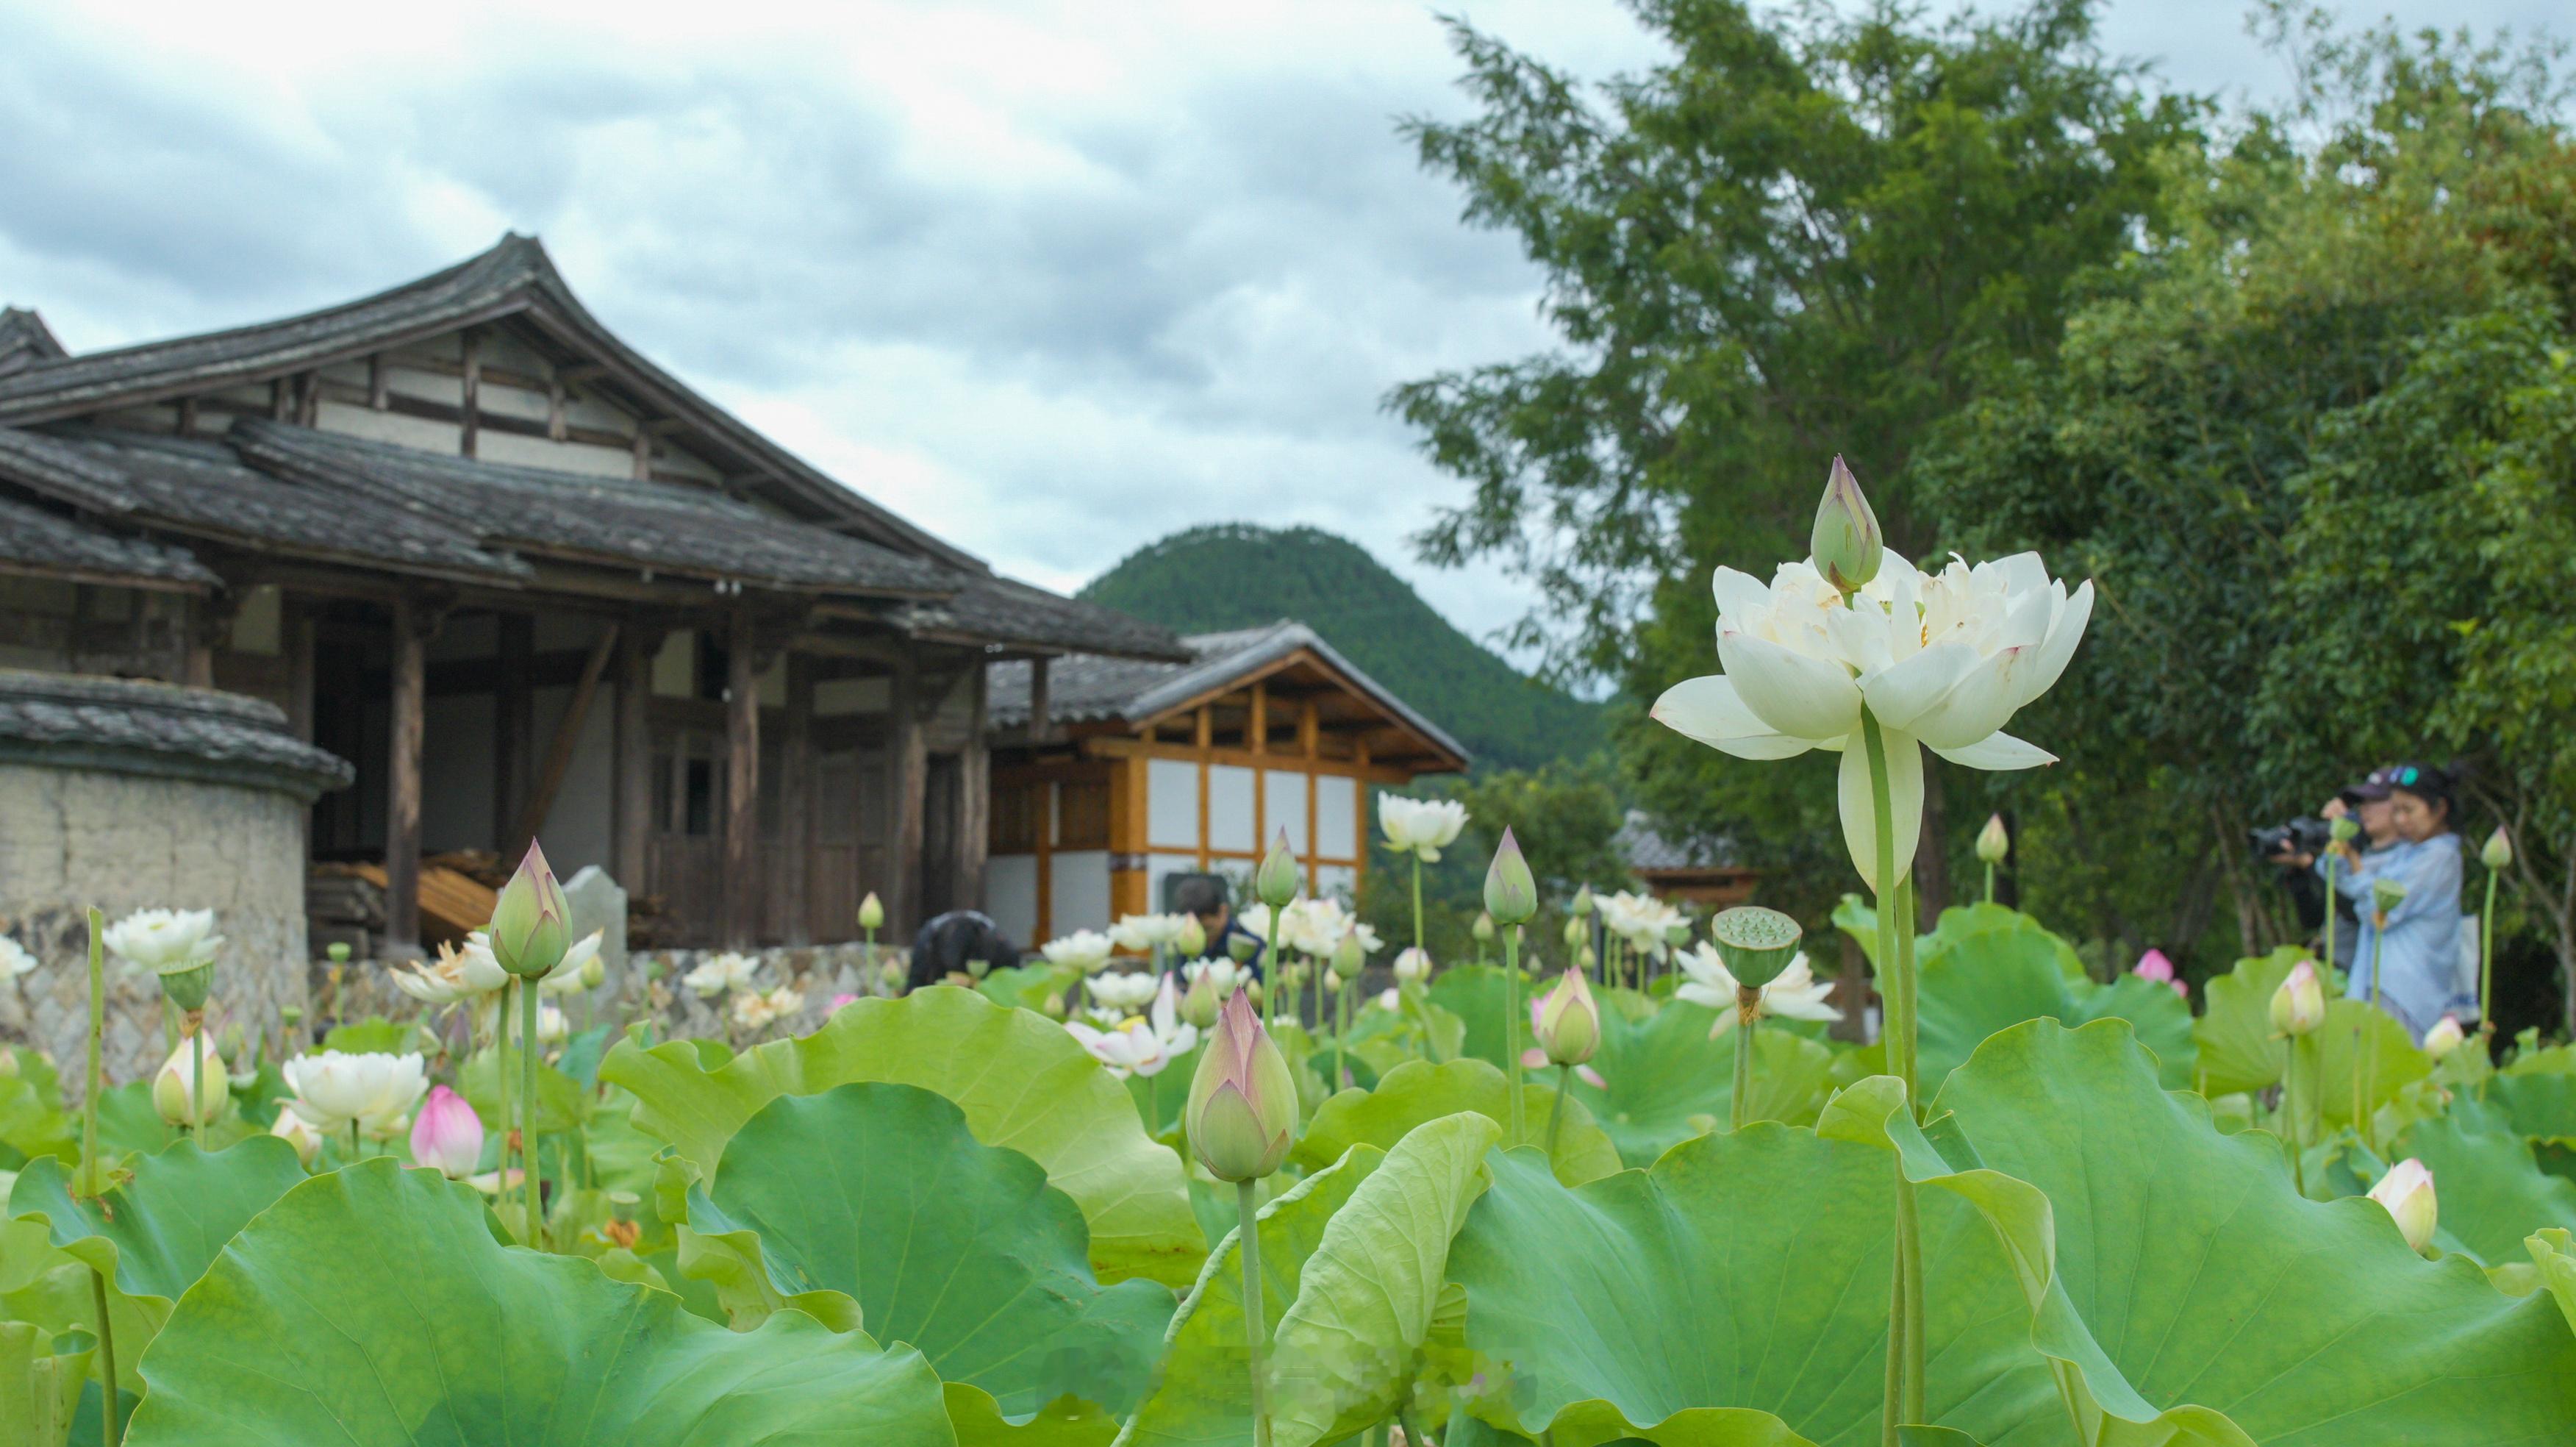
[2132,948,2187,998]
[409,1085,484,1179]
[829,993,858,1013]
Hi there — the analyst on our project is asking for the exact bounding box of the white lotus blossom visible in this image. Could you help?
[0,936,35,980]
[1040,929,1117,973]
[1086,970,1162,1013]
[1651,548,2091,888]
[684,951,760,998]
[538,930,606,996]
[1183,959,1249,996]
[283,1051,429,1131]
[103,908,222,973]
[731,985,804,1032]
[392,933,509,1006]
[1379,794,1469,862]
[1598,890,1686,962]
[1375,987,1403,1012]
[1108,914,1189,955]
[1392,947,1433,983]
[1065,974,1198,1079]
[1675,946,1844,1036]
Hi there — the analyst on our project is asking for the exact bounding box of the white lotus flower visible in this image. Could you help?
[1278,898,1356,957]
[1379,795,1469,862]
[1065,975,1197,1079]
[1392,947,1432,983]
[1375,987,1403,1012]
[1086,970,1161,1012]
[1651,546,2091,888]
[1598,890,1686,961]
[1040,929,1117,973]
[538,930,606,996]
[0,936,34,980]
[283,1051,429,1129]
[730,985,802,1031]
[1675,946,1844,1035]
[268,1105,321,1165]
[393,933,510,1006]
[102,908,222,973]
[684,951,760,998]
[535,1004,569,1045]
[1183,959,1249,996]
[1108,914,1187,954]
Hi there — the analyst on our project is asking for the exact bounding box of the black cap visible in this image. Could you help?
[2338,765,2400,805]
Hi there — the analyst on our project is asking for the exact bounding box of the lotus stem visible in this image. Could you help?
[1545,1062,1570,1160]
[1861,707,1921,1447]
[187,1007,206,1144]
[521,978,542,1249]
[1333,979,1348,1091]
[1411,854,1425,957]
[1983,860,1995,906]
[2480,867,2498,1080]
[91,1262,118,1447]
[2364,921,2385,1153]
[79,908,104,1201]
[1503,925,1526,1138]
[1733,986,1759,1132]
[2286,1032,2310,1196]
[350,1119,362,1163]
[1237,1179,1271,1447]
[2322,852,2339,985]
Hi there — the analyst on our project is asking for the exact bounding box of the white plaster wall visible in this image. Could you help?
[1314,865,1358,904]
[1317,774,1359,860]
[1264,770,1308,854]
[987,854,1038,946]
[1148,758,1198,851]
[1208,764,1255,853]
[1050,850,1112,935]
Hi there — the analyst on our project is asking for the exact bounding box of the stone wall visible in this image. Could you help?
[0,765,312,1088]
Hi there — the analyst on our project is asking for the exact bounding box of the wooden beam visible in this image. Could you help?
[956,665,990,920]
[780,653,815,946]
[385,595,429,960]
[176,395,199,436]
[368,352,390,410]
[889,654,929,937]
[545,371,568,441]
[459,329,482,459]
[511,623,618,858]
[296,371,320,426]
[632,429,653,482]
[721,608,761,947]
[493,612,533,853]
[1299,699,1319,758]
[1250,683,1268,755]
[1027,655,1051,743]
[613,626,659,889]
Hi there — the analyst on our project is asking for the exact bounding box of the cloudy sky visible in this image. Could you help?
[0,1,2561,669]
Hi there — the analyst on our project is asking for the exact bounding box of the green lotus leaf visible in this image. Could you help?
[1868,1018,2576,1444]
[679,1082,1172,1418]
[2189,949,2312,1097]
[8,1135,307,1354]
[2305,998,2433,1135]
[2491,1051,2576,1147]
[601,984,1203,1286]
[945,1384,1118,1447]
[1425,965,1521,1068]
[1564,1007,1840,1167]
[0,1317,90,1447]
[1126,1046,1203,1137]
[462,1043,591,1135]
[0,1047,76,1169]
[1911,911,2194,1092]
[1445,1121,2051,1445]
[121,1159,955,1446]
[0,1213,153,1357]
[1120,1139,1387,1446]
[1269,1112,1505,1447]
[2528,1228,2576,1337]
[2395,1098,2576,1267]
[1294,1059,1619,1184]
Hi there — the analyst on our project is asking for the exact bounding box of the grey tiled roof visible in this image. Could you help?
[0,668,354,801]
[233,420,951,595]
[0,308,66,378]
[988,620,1470,765]
[0,494,217,587]
[0,426,524,581]
[907,574,1186,660]
[1616,810,1742,872]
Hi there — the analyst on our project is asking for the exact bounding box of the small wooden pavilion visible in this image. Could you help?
[0,235,1183,954]
[984,621,1469,944]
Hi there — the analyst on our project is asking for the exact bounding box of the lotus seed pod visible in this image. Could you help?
[1709,906,1803,990]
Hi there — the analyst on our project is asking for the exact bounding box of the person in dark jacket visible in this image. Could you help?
[907,910,1020,990]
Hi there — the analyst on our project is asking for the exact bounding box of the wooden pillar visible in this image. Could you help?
[889,655,929,937]
[780,654,815,945]
[1027,655,1052,742]
[721,608,761,948]
[493,612,533,852]
[459,329,482,459]
[613,626,659,890]
[956,665,990,917]
[385,595,428,961]
[284,598,316,742]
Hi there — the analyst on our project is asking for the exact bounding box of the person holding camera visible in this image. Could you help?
[2265,767,2402,973]
[2314,762,2464,1041]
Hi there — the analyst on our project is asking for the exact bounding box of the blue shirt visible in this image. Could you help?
[2317,832,2462,1040]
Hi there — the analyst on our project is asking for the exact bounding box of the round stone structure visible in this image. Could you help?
[0,670,352,1093]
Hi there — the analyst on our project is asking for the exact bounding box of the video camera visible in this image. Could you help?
[2247,816,2334,861]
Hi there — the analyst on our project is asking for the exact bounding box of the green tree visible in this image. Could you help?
[1392,0,2202,930]
[1358,758,1634,968]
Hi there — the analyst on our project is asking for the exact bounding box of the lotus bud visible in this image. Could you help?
[2367,1157,2439,1255]
[1185,990,1297,1182]
[1472,912,1495,943]
[966,954,991,980]
[1484,828,1537,926]
[1226,929,1261,965]
[1256,830,1300,908]
[1393,947,1431,983]
[1561,915,1586,948]
[1042,991,1067,1020]
[327,942,351,965]
[1331,932,1364,979]
[409,1085,484,1179]
[1245,979,1266,1012]
[2370,877,2408,922]
[1530,966,1600,1067]
[1578,943,1598,971]
[1176,913,1208,958]
[1976,813,2010,865]
[1324,967,1344,993]
[1664,921,1692,948]
[280,1004,304,1028]
[1710,906,1802,990]
[268,1105,321,1165]
[579,955,607,990]
[1180,969,1223,1029]
[1810,454,1883,593]
[2422,1016,2466,1059]
[859,891,886,932]
[151,1035,228,1126]
[2270,960,2326,1036]
[878,957,906,991]
[2330,815,2359,844]
[2483,826,2513,871]
[1571,885,1594,918]
[490,842,572,980]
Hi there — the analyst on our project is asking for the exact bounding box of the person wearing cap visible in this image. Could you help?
[2316,762,2464,1040]
[2273,767,2403,973]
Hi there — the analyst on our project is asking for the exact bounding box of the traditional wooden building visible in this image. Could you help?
[0,235,1182,954]
[984,621,1468,944]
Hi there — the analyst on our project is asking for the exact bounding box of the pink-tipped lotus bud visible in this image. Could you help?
[490,841,572,979]
[2368,1157,2438,1254]
[1185,990,1297,1182]
[1484,829,1537,926]
[2133,949,2175,984]
[1176,913,1209,958]
[1976,813,2010,865]
[2483,826,2512,871]
[2422,1016,2466,1060]
[409,1085,484,1179]
[152,1035,228,1126]
[1811,454,1883,593]
[1531,967,1600,1067]
[1256,830,1300,909]
[2271,960,2326,1037]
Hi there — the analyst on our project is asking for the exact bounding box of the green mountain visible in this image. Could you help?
[1078,524,1605,772]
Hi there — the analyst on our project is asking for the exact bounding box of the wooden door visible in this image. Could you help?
[646,714,725,944]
